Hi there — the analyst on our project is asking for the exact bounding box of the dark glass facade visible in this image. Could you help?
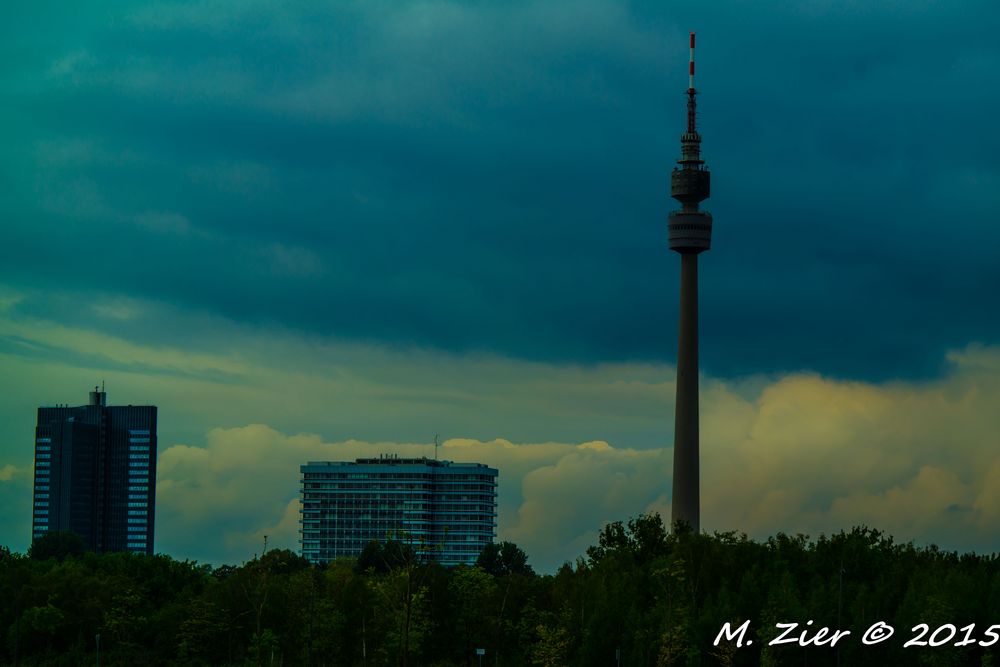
[31,389,157,555]
[300,457,498,567]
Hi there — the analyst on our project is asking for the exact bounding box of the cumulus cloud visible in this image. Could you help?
[3,287,1000,567]
[154,426,666,569]
[148,345,1000,570]
[702,348,1000,551]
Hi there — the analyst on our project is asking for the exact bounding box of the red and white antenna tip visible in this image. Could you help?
[688,32,696,91]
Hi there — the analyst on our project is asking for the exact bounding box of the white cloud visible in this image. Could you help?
[3,292,1000,568]
[150,341,1000,570]
[154,426,666,569]
[701,349,1000,551]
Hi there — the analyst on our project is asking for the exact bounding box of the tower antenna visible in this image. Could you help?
[434,434,439,460]
[687,32,697,133]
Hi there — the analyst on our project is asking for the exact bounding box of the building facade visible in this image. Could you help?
[300,456,498,567]
[32,387,157,555]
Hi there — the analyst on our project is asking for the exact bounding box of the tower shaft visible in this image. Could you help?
[672,253,700,531]
[668,32,711,532]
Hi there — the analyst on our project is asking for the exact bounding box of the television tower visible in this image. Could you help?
[669,32,711,532]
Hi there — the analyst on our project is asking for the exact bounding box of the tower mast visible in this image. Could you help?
[668,32,712,532]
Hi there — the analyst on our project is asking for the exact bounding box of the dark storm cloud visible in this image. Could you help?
[2,0,998,379]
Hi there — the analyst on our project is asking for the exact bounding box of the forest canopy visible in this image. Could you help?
[3,516,999,666]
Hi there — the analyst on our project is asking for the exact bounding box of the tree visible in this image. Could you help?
[449,567,497,662]
[27,531,85,561]
[477,541,534,577]
[532,623,570,667]
[371,568,430,667]
[356,539,416,574]
[176,597,231,663]
[259,548,310,575]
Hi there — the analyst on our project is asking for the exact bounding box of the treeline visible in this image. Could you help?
[3,516,1000,666]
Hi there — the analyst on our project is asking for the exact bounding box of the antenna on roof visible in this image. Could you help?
[434,434,439,460]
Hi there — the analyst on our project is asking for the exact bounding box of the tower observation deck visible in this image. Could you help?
[669,32,711,533]
[668,32,712,252]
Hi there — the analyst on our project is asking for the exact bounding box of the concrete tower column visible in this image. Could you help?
[667,32,711,532]
[672,253,700,531]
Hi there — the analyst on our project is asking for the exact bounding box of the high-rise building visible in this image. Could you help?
[668,33,712,532]
[31,387,157,555]
[300,456,498,567]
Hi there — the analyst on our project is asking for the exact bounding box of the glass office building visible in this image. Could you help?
[300,456,498,566]
[32,387,157,555]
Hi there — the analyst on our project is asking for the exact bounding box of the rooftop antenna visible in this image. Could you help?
[434,434,440,460]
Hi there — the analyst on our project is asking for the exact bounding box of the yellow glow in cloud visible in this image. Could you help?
[153,426,664,568]
[3,288,1000,567]
[150,345,1000,569]
[702,347,1000,551]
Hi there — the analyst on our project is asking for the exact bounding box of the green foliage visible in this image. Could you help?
[449,565,497,656]
[356,539,416,574]
[532,622,571,667]
[477,540,535,576]
[2,522,1000,666]
[27,530,85,561]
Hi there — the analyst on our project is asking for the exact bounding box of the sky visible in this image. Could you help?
[1,0,998,572]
